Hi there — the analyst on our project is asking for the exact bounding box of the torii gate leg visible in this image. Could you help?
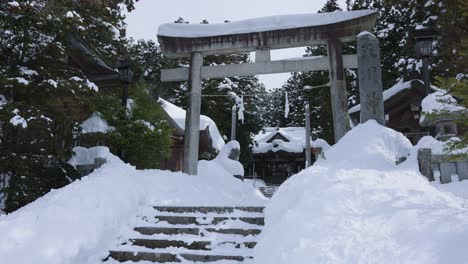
[327,39,351,143]
[183,52,203,175]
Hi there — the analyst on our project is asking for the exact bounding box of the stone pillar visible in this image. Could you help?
[357,32,385,125]
[183,52,203,175]
[305,103,312,167]
[231,104,236,141]
[327,39,351,143]
[417,148,434,181]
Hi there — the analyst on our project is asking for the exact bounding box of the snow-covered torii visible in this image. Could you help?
[158,10,383,175]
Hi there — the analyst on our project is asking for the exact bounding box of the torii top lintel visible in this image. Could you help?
[157,10,378,58]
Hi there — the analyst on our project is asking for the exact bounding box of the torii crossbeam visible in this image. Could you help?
[158,10,380,175]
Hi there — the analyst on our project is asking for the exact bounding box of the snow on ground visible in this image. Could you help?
[159,98,225,151]
[158,10,376,38]
[254,120,468,264]
[0,146,264,264]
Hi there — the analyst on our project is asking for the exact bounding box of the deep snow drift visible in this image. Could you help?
[0,144,264,264]
[254,120,468,264]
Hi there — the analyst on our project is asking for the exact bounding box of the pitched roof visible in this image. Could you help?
[158,98,225,151]
[253,127,330,154]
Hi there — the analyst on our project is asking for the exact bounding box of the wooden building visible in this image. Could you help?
[250,127,329,184]
[350,73,434,145]
[349,72,466,145]
[158,98,224,171]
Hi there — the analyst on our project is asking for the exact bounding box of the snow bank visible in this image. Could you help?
[0,148,264,264]
[68,146,113,166]
[316,120,412,170]
[254,120,468,264]
[209,140,244,176]
[158,10,376,38]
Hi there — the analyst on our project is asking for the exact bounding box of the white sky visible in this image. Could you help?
[125,0,346,90]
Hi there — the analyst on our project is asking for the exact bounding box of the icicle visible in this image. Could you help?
[238,96,245,124]
[284,92,290,118]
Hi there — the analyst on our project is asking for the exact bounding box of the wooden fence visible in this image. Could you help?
[418,148,468,183]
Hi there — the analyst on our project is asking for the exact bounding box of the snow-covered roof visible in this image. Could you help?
[80,113,114,133]
[158,10,376,38]
[253,127,330,154]
[349,79,437,114]
[159,98,225,151]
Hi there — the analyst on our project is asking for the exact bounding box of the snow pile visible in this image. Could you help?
[68,146,112,166]
[159,98,225,151]
[316,120,412,170]
[254,120,468,264]
[253,127,330,154]
[420,90,466,124]
[80,112,114,134]
[158,10,376,38]
[410,135,467,156]
[0,148,264,264]
[207,140,244,176]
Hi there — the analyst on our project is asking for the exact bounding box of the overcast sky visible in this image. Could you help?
[125,0,346,90]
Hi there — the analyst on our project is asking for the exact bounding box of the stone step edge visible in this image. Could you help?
[134,226,262,236]
[153,206,264,214]
[129,238,257,250]
[147,215,265,226]
[107,250,253,262]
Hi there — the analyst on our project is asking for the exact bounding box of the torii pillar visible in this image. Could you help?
[327,39,351,142]
[184,52,203,175]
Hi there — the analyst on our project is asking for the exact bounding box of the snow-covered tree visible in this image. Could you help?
[0,0,137,212]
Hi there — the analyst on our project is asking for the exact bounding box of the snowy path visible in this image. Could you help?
[103,206,265,263]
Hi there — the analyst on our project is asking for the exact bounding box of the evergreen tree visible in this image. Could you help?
[0,0,137,212]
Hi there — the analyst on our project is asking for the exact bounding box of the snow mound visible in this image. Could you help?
[316,120,412,170]
[210,140,244,176]
[68,146,115,166]
[0,149,264,264]
[254,121,468,264]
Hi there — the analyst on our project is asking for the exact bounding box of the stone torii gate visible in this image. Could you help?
[158,10,383,175]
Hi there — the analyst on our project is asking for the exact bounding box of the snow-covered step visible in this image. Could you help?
[259,185,280,198]
[105,205,264,263]
[128,238,257,250]
[153,206,264,214]
[108,250,253,263]
[134,226,262,237]
[144,215,264,226]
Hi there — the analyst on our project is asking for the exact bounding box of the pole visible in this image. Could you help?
[422,57,431,95]
[183,52,203,175]
[121,84,128,107]
[231,104,237,141]
[327,38,350,143]
[305,103,312,168]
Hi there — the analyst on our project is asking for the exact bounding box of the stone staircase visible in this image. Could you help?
[259,185,280,198]
[104,206,264,263]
